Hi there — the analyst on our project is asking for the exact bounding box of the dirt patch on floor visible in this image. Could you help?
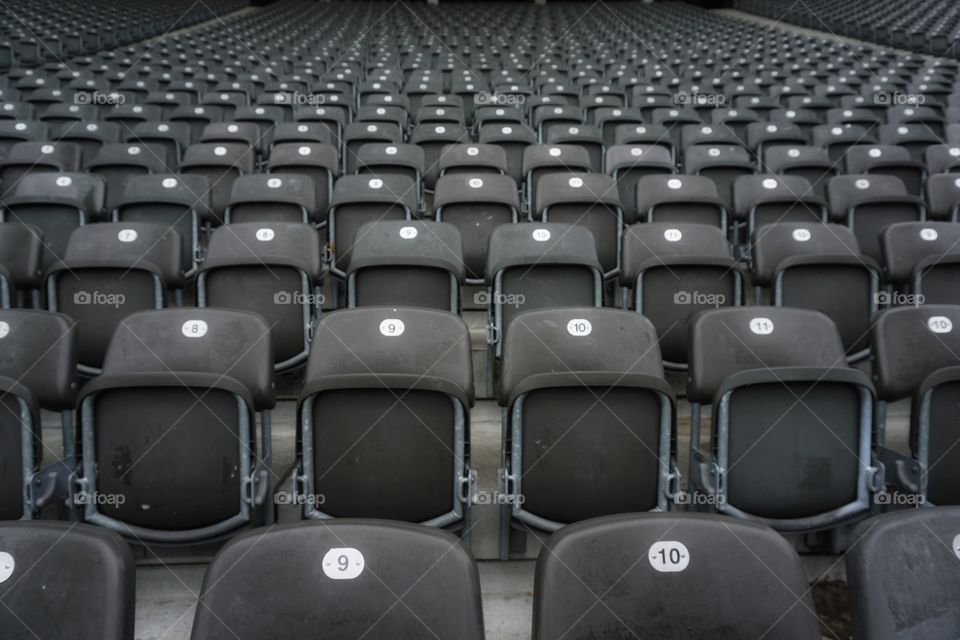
[813,578,852,639]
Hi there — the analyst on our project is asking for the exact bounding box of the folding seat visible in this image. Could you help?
[684,144,756,208]
[0,121,48,160]
[103,104,163,132]
[844,144,925,195]
[765,145,839,201]
[592,107,643,145]
[265,142,338,218]
[847,509,960,639]
[112,174,209,275]
[170,104,224,142]
[888,104,946,136]
[532,513,821,640]
[769,107,823,137]
[828,174,926,262]
[812,124,876,163]
[354,143,425,208]
[752,222,879,360]
[409,123,470,192]
[0,141,83,195]
[606,145,675,223]
[327,175,418,279]
[269,122,334,148]
[38,103,97,130]
[711,106,761,140]
[680,123,745,153]
[191,520,483,639]
[614,122,677,161]
[233,105,284,148]
[199,122,263,157]
[634,174,729,229]
[342,122,402,175]
[197,222,321,371]
[0,522,134,638]
[475,105,525,130]
[484,223,603,367]
[438,143,508,177]
[87,143,169,215]
[2,172,104,272]
[415,104,465,128]
[76,307,275,540]
[294,105,347,148]
[733,174,828,244]
[355,103,408,131]
[534,173,622,278]
[0,310,75,520]
[359,79,401,106]
[621,222,742,368]
[254,93,297,125]
[177,143,255,224]
[46,222,182,373]
[652,107,702,148]
[880,221,960,305]
[925,173,960,221]
[404,76,444,114]
[825,107,882,134]
[532,105,583,142]
[346,220,463,312]
[687,306,876,530]
[498,308,675,545]
[878,123,941,162]
[222,173,318,225]
[477,123,537,184]
[544,124,604,173]
[632,89,674,120]
[746,121,807,169]
[125,121,192,164]
[295,307,474,527]
[521,145,592,210]
[0,102,34,121]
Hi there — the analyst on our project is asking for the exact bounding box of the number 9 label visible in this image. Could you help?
[322,547,364,580]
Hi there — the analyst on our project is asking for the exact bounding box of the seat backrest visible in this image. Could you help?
[191,520,483,640]
[0,522,134,640]
[533,513,820,640]
[847,508,960,640]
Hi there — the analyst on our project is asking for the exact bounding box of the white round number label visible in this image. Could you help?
[399,226,418,239]
[953,533,960,561]
[379,319,405,337]
[749,318,775,335]
[567,319,592,336]
[322,547,364,580]
[256,228,275,242]
[928,316,953,334]
[181,320,208,338]
[0,322,9,339]
[792,228,812,242]
[648,541,690,573]
[117,229,138,243]
[663,228,683,242]
[532,228,551,242]
[0,551,13,584]
[920,228,939,241]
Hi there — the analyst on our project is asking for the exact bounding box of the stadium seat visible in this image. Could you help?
[295,307,474,527]
[191,520,483,640]
[880,222,960,305]
[533,513,821,639]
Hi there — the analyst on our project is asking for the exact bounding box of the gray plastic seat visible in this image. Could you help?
[872,305,960,505]
[198,222,322,371]
[77,308,275,541]
[880,222,960,305]
[687,307,877,531]
[533,513,821,640]
[635,174,729,230]
[223,173,318,224]
[191,520,483,640]
[347,220,464,312]
[297,307,474,527]
[847,508,960,639]
[499,308,675,544]
[0,522,134,639]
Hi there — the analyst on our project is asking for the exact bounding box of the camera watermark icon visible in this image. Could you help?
[473,490,525,505]
[74,491,126,506]
[74,91,125,106]
[673,290,726,307]
[875,291,925,306]
[874,490,925,507]
[873,91,926,106]
[674,91,727,107]
[674,490,726,506]
[274,291,325,305]
[275,491,326,506]
[474,291,525,308]
[474,91,526,106]
[73,290,126,308]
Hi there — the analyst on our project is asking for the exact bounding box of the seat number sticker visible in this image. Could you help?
[649,541,689,573]
[323,547,364,580]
